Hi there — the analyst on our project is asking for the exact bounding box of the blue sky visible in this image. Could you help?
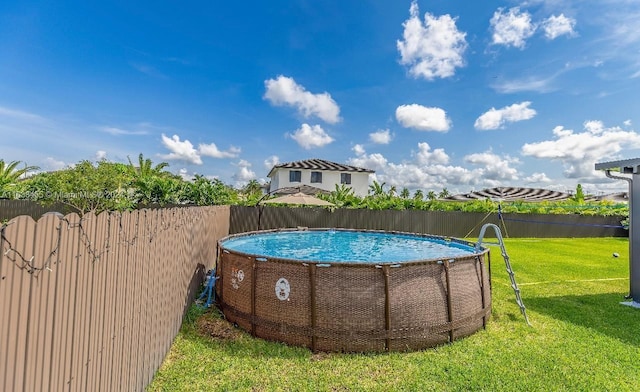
[2,0,640,195]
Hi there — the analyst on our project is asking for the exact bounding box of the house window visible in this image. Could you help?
[340,173,352,184]
[289,170,301,182]
[310,171,322,183]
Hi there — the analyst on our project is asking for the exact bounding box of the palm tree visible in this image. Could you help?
[127,153,169,179]
[127,154,171,206]
[240,179,264,204]
[0,160,39,191]
[413,189,424,201]
[388,185,397,197]
[426,190,437,200]
[242,179,263,195]
[438,188,450,199]
[400,187,410,199]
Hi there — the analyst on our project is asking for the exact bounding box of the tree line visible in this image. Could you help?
[0,157,628,218]
[0,155,262,213]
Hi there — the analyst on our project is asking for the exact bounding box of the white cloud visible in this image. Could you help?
[415,142,449,165]
[464,151,520,181]
[348,143,523,193]
[287,123,334,149]
[44,157,67,171]
[521,122,640,178]
[474,101,537,130]
[541,14,576,40]
[380,162,445,190]
[160,134,203,164]
[396,104,451,132]
[95,150,107,160]
[593,5,640,48]
[100,126,149,136]
[491,75,557,94]
[232,159,257,187]
[397,1,467,80]
[199,142,240,158]
[382,161,477,191]
[583,120,604,134]
[160,134,241,164]
[177,168,192,181]
[369,129,392,144]
[264,155,280,170]
[564,3,640,79]
[347,153,388,172]
[524,172,552,184]
[352,144,366,156]
[264,75,341,124]
[490,7,536,49]
[624,119,632,127]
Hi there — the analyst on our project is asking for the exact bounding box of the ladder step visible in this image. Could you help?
[481,241,502,246]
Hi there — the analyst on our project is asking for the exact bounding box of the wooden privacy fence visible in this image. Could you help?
[0,205,230,392]
[231,205,627,238]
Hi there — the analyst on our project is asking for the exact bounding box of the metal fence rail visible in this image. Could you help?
[0,206,230,392]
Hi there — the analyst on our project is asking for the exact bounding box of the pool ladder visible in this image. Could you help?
[475,223,531,326]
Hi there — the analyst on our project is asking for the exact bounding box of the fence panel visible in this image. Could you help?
[0,215,33,392]
[0,205,230,392]
[231,205,627,238]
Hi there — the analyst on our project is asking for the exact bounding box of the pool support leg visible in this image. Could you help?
[382,265,391,351]
[309,264,317,352]
[251,259,257,337]
[478,256,487,329]
[443,260,454,343]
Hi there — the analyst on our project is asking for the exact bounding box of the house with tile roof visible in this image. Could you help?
[267,159,374,197]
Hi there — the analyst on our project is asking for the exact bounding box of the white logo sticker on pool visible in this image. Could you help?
[231,268,244,290]
[275,278,290,301]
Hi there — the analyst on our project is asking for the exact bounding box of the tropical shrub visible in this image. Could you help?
[4,155,629,219]
[0,159,39,195]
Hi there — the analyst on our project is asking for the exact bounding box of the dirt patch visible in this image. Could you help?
[310,351,332,361]
[196,315,242,341]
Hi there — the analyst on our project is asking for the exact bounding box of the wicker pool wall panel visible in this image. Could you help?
[217,238,491,353]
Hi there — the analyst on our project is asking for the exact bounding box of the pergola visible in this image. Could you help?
[595,158,640,307]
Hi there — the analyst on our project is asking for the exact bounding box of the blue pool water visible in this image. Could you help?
[221,230,478,263]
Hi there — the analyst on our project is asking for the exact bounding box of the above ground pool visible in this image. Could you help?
[216,228,491,352]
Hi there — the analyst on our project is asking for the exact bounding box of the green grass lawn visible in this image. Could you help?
[148,238,639,391]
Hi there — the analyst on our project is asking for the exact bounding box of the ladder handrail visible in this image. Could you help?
[475,223,504,252]
[476,223,531,326]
